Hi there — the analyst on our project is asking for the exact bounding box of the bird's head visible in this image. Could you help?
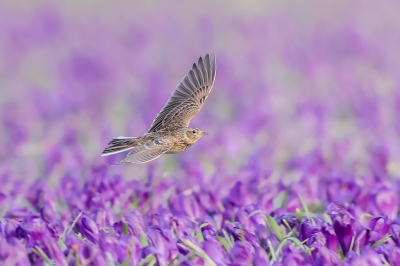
[186,127,208,141]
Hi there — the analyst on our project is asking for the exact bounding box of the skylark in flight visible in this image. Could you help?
[102,52,216,164]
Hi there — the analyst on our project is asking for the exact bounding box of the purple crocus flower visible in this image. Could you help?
[275,213,301,233]
[345,248,381,266]
[194,187,219,216]
[25,213,47,244]
[281,245,307,265]
[83,243,106,266]
[158,209,195,237]
[307,232,327,248]
[252,247,269,266]
[147,226,175,264]
[369,215,391,237]
[244,204,265,227]
[15,225,28,242]
[63,233,85,265]
[64,231,83,250]
[328,202,355,256]
[375,189,398,220]
[225,181,253,208]
[324,178,361,204]
[25,179,57,211]
[298,221,331,249]
[121,210,145,237]
[0,237,30,266]
[0,221,4,238]
[390,223,400,247]
[222,222,255,244]
[313,247,341,266]
[90,207,114,228]
[299,221,320,242]
[229,241,254,265]
[75,212,99,244]
[40,204,56,224]
[139,244,160,263]
[354,227,370,249]
[374,243,392,263]
[254,224,279,252]
[177,193,201,221]
[4,219,19,239]
[176,238,190,256]
[4,206,30,221]
[116,235,140,265]
[365,215,391,245]
[388,246,400,266]
[234,208,253,231]
[197,215,217,238]
[321,222,338,251]
[42,235,67,266]
[99,230,118,261]
[0,192,6,208]
[201,237,229,266]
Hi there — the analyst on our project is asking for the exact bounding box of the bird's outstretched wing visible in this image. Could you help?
[148,52,216,133]
[119,138,173,164]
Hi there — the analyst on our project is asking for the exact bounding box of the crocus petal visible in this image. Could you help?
[328,202,355,256]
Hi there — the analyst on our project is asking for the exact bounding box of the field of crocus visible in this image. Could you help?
[1,1,400,265]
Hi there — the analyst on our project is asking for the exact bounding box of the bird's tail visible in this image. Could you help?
[101,136,137,156]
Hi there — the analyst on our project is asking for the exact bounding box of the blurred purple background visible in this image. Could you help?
[1,0,400,205]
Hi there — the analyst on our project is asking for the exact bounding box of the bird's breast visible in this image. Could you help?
[166,141,193,153]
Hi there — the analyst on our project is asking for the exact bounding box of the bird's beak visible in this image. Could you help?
[201,131,208,136]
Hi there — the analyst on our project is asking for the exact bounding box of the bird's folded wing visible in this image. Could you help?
[148,52,216,133]
[119,138,173,164]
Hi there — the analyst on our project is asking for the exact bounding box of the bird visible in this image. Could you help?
[101,52,216,164]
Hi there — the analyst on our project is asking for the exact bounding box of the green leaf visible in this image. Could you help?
[180,238,217,266]
[280,191,288,208]
[263,216,272,235]
[265,215,283,241]
[138,254,157,266]
[168,255,179,266]
[239,225,245,243]
[371,234,391,248]
[287,237,307,246]
[282,219,293,235]
[300,238,309,244]
[197,223,209,242]
[105,252,116,266]
[32,246,56,266]
[323,213,333,224]
[58,227,68,252]
[140,234,149,247]
[382,256,391,266]
[349,236,355,251]
[274,239,286,257]
[122,238,136,266]
[267,239,277,264]
[288,212,318,218]
[248,210,264,218]
[75,245,80,266]
[298,194,316,226]
[0,206,9,219]
[222,229,233,247]
[122,220,129,236]
[68,211,82,234]
[216,236,230,252]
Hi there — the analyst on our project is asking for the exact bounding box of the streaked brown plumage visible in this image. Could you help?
[102,52,216,164]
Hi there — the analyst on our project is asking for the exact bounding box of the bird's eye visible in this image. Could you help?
[192,130,196,134]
